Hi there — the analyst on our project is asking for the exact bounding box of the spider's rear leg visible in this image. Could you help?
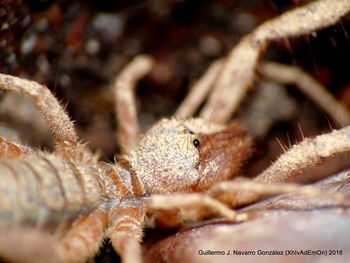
[0,74,95,164]
[0,208,108,263]
[57,207,108,262]
[145,193,245,229]
[0,74,77,147]
[107,201,145,263]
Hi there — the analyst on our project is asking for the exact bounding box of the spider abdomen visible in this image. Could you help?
[0,154,103,232]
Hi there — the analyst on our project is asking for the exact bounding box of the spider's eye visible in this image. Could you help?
[193,139,200,148]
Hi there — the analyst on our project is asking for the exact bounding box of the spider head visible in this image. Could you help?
[194,121,253,191]
[129,118,252,194]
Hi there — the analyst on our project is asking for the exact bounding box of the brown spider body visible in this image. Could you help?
[0,118,251,231]
[0,153,104,230]
[0,75,252,263]
[1,1,350,262]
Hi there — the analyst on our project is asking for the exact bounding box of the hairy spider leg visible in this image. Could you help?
[113,55,154,152]
[0,74,96,164]
[107,202,145,263]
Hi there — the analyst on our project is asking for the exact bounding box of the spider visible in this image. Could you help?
[1,1,350,263]
[0,55,253,263]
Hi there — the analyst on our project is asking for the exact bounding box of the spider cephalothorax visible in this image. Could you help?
[125,118,252,194]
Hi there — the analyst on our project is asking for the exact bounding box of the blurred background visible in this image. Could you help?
[1,0,350,262]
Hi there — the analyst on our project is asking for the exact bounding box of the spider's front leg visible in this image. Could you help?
[206,125,350,208]
[145,193,245,229]
[113,55,154,152]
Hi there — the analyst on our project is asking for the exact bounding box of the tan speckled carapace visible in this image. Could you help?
[0,57,252,263]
